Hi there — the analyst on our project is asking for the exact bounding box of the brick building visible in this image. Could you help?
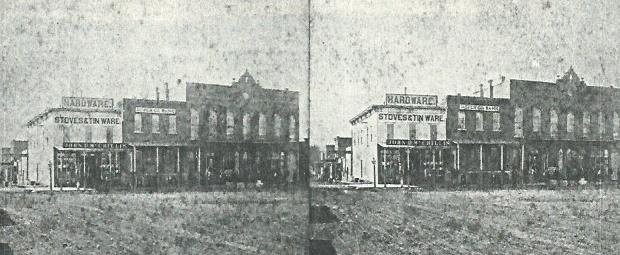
[186,71,301,186]
[511,67,620,184]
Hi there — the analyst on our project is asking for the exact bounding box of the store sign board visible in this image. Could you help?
[459,104,500,112]
[386,139,452,146]
[378,113,444,122]
[135,107,176,114]
[54,116,121,125]
[385,94,437,107]
[63,142,127,149]
[62,97,114,109]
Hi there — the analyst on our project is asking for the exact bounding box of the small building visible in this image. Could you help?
[25,97,123,189]
[334,136,352,181]
[186,70,301,186]
[11,140,29,185]
[350,94,452,186]
[1,147,16,186]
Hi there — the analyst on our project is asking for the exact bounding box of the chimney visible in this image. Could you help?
[164,82,170,101]
[156,87,160,102]
[488,79,494,98]
[479,84,484,98]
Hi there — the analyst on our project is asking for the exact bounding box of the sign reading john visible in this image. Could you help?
[63,142,127,149]
[385,94,438,107]
[386,139,451,147]
[62,97,114,110]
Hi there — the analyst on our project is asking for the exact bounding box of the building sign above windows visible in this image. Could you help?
[386,139,451,147]
[63,142,127,149]
[385,94,438,107]
[54,116,121,125]
[378,113,444,122]
[135,107,176,114]
[62,97,114,110]
[459,104,500,112]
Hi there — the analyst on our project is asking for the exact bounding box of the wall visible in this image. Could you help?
[122,99,190,145]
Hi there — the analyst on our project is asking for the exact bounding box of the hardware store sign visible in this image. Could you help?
[385,94,438,107]
[62,97,114,109]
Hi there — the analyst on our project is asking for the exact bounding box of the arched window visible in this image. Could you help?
[242,112,251,140]
[550,110,558,137]
[274,114,282,139]
[566,112,574,134]
[599,112,605,137]
[208,108,218,139]
[258,113,266,139]
[226,109,234,138]
[532,108,541,132]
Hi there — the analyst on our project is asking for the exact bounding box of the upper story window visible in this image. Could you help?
[134,114,142,133]
[259,113,266,139]
[614,112,619,139]
[168,115,177,134]
[226,110,234,138]
[599,112,605,137]
[532,108,541,132]
[62,126,71,142]
[430,124,437,140]
[409,123,417,140]
[243,113,251,140]
[289,115,297,142]
[208,108,218,138]
[386,123,394,139]
[550,110,558,138]
[106,127,113,143]
[457,112,466,130]
[566,112,574,135]
[152,115,160,134]
[190,108,199,140]
[274,114,282,139]
[514,107,523,138]
[492,112,500,131]
[366,126,369,146]
[475,112,483,131]
[85,126,93,142]
[583,112,590,137]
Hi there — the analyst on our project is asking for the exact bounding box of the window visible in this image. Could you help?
[243,113,251,140]
[514,107,523,137]
[209,108,218,138]
[614,112,619,139]
[409,123,417,140]
[457,111,466,130]
[599,112,605,137]
[567,112,574,134]
[258,113,266,139]
[550,110,558,137]
[106,127,113,143]
[274,114,281,139]
[492,112,501,131]
[85,126,93,142]
[475,112,483,131]
[62,126,71,142]
[533,108,541,132]
[583,112,590,137]
[152,115,160,133]
[430,124,437,140]
[226,110,234,138]
[134,114,142,133]
[168,115,177,134]
[366,126,369,146]
[387,123,394,139]
[190,108,199,140]
[289,115,297,141]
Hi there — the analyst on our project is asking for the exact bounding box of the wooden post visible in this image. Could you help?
[177,147,181,187]
[108,151,112,192]
[60,154,63,192]
[500,144,504,187]
[479,145,484,187]
[383,149,387,188]
[156,146,159,191]
[133,146,137,190]
[197,147,201,187]
[521,144,525,186]
[407,149,411,187]
[457,143,461,186]
[82,153,86,190]
[432,149,436,189]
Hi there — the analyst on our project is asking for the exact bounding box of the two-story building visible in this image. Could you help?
[511,67,620,184]
[350,94,451,186]
[186,71,301,186]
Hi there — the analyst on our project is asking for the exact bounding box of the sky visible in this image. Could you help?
[1,0,619,148]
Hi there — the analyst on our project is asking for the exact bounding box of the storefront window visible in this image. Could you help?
[168,115,177,134]
[583,112,590,137]
[475,112,483,131]
[387,123,394,139]
[567,112,574,134]
[152,115,160,134]
[457,111,466,130]
[134,114,142,133]
[492,112,500,131]
[190,108,199,140]
[533,108,541,132]
[550,110,558,137]
[514,107,523,137]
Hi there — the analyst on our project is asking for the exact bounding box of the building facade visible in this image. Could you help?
[186,71,301,186]
[350,94,451,186]
[511,68,620,184]
[25,97,123,189]
[446,95,516,187]
[121,98,190,189]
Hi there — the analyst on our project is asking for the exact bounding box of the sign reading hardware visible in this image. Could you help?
[135,107,176,114]
[459,104,500,112]
[54,116,121,125]
[63,142,127,149]
[385,94,437,107]
[386,139,451,146]
[378,113,444,122]
[62,97,114,109]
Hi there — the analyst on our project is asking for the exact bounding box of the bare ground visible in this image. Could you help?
[311,188,620,255]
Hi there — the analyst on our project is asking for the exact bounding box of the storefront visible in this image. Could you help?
[53,143,128,189]
[378,140,454,186]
